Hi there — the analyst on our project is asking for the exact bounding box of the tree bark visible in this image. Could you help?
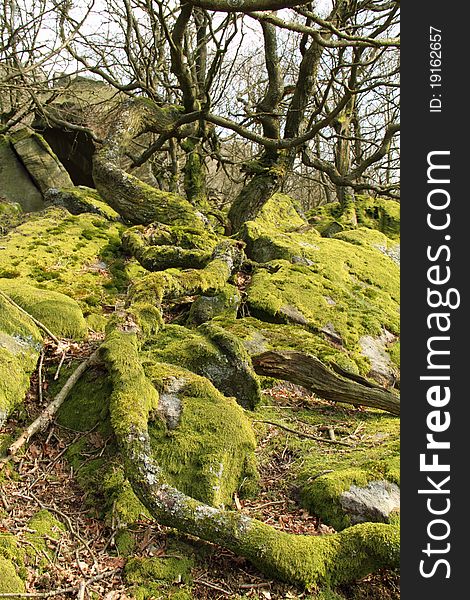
[252,350,400,415]
[92,98,198,226]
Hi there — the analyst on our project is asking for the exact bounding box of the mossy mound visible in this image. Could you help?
[245,255,398,378]
[142,323,261,409]
[124,555,194,600]
[143,361,258,506]
[307,196,400,240]
[187,283,241,325]
[0,280,87,339]
[254,192,307,232]
[0,207,132,323]
[121,221,219,271]
[0,295,42,425]
[334,228,400,266]
[45,186,121,221]
[0,557,25,593]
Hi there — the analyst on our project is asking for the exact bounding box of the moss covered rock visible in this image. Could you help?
[0,207,130,324]
[187,284,241,325]
[0,280,87,339]
[0,135,43,213]
[143,323,261,409]
[238,194,399,381]
[11,128,74,194]
[308,196,400,240]
[0,294,42,425]
[44,186,121,221]
[143,361,258,506]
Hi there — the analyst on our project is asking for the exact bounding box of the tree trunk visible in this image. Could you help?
[227,160,284,232]
[92,98,198,227]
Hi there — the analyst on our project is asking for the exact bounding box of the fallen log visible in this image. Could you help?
[252,350,400,415]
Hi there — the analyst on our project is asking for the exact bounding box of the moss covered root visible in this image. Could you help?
[100,327,399,589]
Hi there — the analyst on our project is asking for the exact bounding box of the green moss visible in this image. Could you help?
[217,316,365,375]
[144,360,258,506]
[114,528,137,557]
[240,519,399,589]
[187,284,240,325]
[121,225,215,271]
[251,393,399,531]
[101,468,150,525]
[302,469,371,530]
[0,280,87,339]
[308,196,400,241]
[125,555,193,584]
[99,331,159,439]
[239,210,399,378]
[25,510,65,566]
[55,365,112,431]
[0,534,26,579]
[0,208,131,322]
[0,557,25,593]
[0,199,23,231]
[142,323,261,410]
[130,240,242,308]
[0,295,42,424]
[124,555,194,599]
[245,254,398,375]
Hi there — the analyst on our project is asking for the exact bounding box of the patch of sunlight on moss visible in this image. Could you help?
[0,557,25,593]
[0,280,87,339]
[0,207,134,323]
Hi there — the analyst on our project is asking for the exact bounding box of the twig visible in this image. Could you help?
[54,351,67,380]
[253,420,352,446]
[0,350,101,471]
[0,489,11,511]
[0,290,60,345]
[194,579,233,596]
[76,581,86,600]
[38,351,45,405]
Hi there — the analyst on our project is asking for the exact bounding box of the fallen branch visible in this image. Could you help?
[0,290,60,345]
[0,350,101,471]
[253,420,352,446]
[252,350,400,415]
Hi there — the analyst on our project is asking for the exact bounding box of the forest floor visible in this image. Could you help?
[0,343,399,600]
